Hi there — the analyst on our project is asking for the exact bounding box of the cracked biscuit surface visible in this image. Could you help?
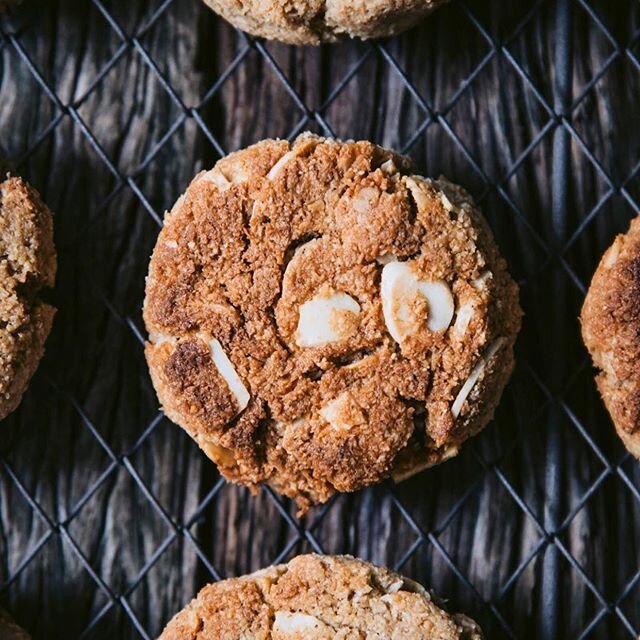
[0,177,56,421]
[158,554,483,639]
[202,0,449,44]
[144,133,521,512]
[581,216,640,458]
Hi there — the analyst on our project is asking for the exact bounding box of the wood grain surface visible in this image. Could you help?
[0,0,639,638]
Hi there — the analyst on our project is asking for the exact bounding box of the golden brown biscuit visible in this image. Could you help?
[202,0,449,44]
[581,216,640,458]
[144,133,521,512]
[158,554,483,639]
[0,177,56,421]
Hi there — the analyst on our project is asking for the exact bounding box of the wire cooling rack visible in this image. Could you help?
[0,0,639,638]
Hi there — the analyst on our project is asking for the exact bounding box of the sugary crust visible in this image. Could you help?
[144,134,521,511]
[158,554,483,639]
[581,216,640,458]
[0,177,57,421]
[202,0,449,44]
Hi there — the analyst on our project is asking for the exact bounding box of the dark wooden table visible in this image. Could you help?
[0,0,638,638]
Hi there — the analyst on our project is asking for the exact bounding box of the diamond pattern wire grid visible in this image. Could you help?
[0,0,639,638]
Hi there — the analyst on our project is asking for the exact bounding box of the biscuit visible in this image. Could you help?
[0,177,56,421]
[202,0,449,45]
[158,554,483,639]
[581,216,640,458]
[144,133,521,511]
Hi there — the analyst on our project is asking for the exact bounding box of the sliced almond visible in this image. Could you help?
[404,176,430,210]
[318,392,364,431]
[451,338,505,418]
[201,167,232,190]
[381,261,454,343]
[376,253,397,265]
[440,191,457,212]
[296,292,361,348]
[391,445,459,483]
[272,612,333,637]
[267,150,295,180]
[453,302,475,337]
[201,440,236,468]
[208,338,250,412]
[452,272,492,337]
[380,158,398,175]
[148,332,177,347]
[352,186,380,214]
[420,281,455,331]
[603,238,622,267]
[472,270,492,290]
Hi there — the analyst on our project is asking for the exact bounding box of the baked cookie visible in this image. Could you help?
[144,133,521,511]
[202,0,449,45]
[0,177,56,421]
[581,216,640,458]
[158,554,483,639]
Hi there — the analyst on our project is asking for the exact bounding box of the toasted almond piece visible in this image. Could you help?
[453,271,492,336]
[148,332,177,347]
[201,167,232,190]
[376,253,397,265]
[453,302,475,336]
[272,611,333,638]
[318,391,365,431]
[208,338,250,412]
[451,338,505,418]
[391,445,460,483]
[267,150,295,180]
[296,292,361,348]
[379,158,398,175]
[420,281,455,331]
[381,261,454,343]
[404,176,430,209]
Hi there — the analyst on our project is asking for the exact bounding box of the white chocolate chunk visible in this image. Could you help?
[273,612,333,638]
[381,261,454,343]
[208,338,250,412]
[451,338,505,418]
[296,292,361,347]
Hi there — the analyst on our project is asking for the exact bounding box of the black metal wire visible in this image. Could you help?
[0,0,639,638]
